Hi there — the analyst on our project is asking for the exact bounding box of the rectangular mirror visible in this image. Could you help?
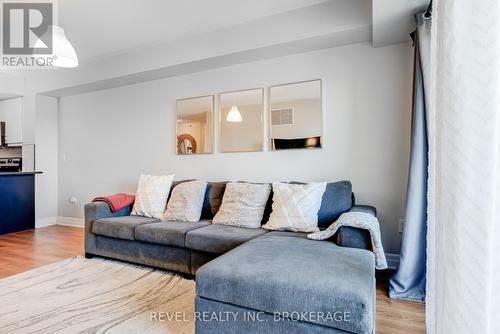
[269,79,322,150]
[176,95,214,154]
[219,88,263,153]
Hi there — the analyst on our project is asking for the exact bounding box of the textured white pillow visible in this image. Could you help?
[212,182,271,229]
[263,182,327,232]
[131,174,174,219]
[162,180,207,222]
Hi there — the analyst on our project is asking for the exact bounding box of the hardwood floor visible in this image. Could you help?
[0,226,425,333]
[0,225,84,279]
[376,271,425,333]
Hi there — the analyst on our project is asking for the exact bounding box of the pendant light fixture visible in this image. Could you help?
[226,106,242,122]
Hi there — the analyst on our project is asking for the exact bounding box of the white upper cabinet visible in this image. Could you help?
[0,97,23,144]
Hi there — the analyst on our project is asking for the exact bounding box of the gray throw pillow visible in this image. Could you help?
[162,180,207,222]
[212,182,271,229]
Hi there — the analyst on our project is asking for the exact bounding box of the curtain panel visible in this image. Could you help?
[388,13,431,303]
[426,0,500,333]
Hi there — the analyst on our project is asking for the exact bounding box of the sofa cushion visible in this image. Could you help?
[317,181,353,229]
[92,216,160,240]
[265,230,309,239]
[195,296,351,334]
[185,224,268,254]
[200,182,227,220]
[135,220,211,247]
[196,234,375,334]
[267,229,372,251]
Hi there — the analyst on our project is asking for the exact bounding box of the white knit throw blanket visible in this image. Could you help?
[307,212,388,269]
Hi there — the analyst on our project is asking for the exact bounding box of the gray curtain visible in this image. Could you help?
[389,13,430,302]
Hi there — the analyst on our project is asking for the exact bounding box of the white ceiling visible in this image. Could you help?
[57,0,328,62]
[0,0,426,94]
[372,0,428,47]
[56,0,428,63]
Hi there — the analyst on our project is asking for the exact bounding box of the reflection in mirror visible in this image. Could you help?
[219,88,263,153]
[270,80,322,150]
[176,95,213,155]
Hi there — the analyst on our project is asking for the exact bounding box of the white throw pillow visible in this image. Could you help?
[263,182,327,232]
[131,174,174,219]
[162,180,207,222]
[212,182,271,229]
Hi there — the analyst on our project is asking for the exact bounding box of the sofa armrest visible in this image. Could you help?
[84,202,133,254]
[334,205,377,251]
[336,227,372,251]
[348,204,377,217]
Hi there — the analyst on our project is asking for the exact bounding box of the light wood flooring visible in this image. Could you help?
[0,225,425,333]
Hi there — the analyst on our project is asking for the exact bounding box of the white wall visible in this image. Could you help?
[58,42,412,253]
[35,95,59,227]
[0,73,24,97]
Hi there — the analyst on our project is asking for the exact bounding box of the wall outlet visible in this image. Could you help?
[69,197,78,206]
[398,218,405,233]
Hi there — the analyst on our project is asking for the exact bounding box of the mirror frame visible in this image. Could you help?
[218,87,264,153]
[176,95,215,155]
[268,79,323,151]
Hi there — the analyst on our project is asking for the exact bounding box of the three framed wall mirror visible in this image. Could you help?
[219,88,264,153]
[176,95,214,155]
[269,79,323,150]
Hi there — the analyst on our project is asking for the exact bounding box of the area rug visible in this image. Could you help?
[0,257,196,334]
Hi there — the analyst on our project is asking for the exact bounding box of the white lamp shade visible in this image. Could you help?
[226,106,242,122]
[34,25,78,68]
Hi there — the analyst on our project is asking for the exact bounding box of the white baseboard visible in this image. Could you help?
[57,216,84,228]
[35,216,58,228]
[386,253,400,270]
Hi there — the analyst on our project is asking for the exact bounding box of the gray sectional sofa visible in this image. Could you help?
[84,180,377,334]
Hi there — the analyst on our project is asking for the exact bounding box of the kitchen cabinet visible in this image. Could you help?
[0,173,35,234]
[0,97,23,144]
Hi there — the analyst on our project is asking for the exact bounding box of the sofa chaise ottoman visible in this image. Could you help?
[195,232,375,334]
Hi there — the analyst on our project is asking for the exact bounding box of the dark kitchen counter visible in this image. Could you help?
[0,171,43,176]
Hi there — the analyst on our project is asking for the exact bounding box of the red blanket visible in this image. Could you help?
[92,193,135,213]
